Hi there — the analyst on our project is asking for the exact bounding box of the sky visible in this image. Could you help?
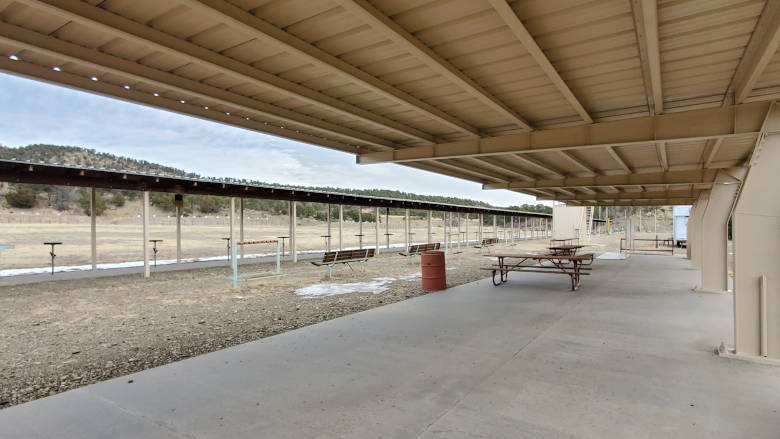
[0,73,539,207]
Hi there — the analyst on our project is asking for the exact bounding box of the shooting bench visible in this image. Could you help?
[312,248,376,278]
[399,243,441,262]
[482,252,595,291]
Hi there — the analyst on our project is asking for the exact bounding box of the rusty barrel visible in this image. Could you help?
[421,251,446,291]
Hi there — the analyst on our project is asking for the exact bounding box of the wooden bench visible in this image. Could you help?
[312,248,376,278]
[399,243,441,262]
[475,237,498,248]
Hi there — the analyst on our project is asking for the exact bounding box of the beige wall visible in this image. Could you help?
[733,103,780,358]
[552,205,584,240]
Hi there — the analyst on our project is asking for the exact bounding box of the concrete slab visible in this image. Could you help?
[1,255,778,438]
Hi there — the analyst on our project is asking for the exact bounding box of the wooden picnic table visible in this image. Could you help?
[483,252,593,291]
[547,244,584,256]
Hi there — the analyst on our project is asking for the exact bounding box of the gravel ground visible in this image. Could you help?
[1,243,545,409]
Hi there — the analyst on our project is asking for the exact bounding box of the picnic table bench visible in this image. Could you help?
[482,252,595,291]
[475,237,498,248]
[399,243,440,261]
[312,248,376,278]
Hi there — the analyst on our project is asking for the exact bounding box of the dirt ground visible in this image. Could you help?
[0,232,684,409]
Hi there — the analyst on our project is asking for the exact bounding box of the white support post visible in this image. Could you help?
[327,204,332,252]
[457,212,461,249]
[338,204,343,250]
[358,206,363,249]
[176,202,182,264]
[404,209,410,249]
[466,213,470,245]
[290,200,297,263]
[239,198,245,259]
[478,213,483,243]
[230,198,238,288]
[493,215,497,239]
[385,207,390,249]
[90,187,97,271]
[374,206,379,251]
[427,209,432,243]
[142,191,150,278]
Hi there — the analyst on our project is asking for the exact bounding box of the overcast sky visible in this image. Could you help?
[0,73,539,207]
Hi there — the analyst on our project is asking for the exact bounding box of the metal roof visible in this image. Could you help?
[0,0,777,206]
[0,159,551,217]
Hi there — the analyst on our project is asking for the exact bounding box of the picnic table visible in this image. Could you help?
[483,252,593,291]
[547,244,584,256]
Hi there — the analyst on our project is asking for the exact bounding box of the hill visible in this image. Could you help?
[0,144,551,215]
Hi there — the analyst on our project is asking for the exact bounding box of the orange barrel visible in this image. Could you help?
[421,251,446,291]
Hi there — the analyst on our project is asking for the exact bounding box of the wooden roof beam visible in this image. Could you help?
[732,2,780,104]
[605,146,632,173]
[631,0,663,114]
[558,150,597,176]
[488,0,592,124]
[183,0,480,137]
[483,169,723,190]
[336,0,533,131]
[656,141,668,171]
[703,138,724,169]
[19,0,437,144]
[356,102,769,164]
[0,21,395,151]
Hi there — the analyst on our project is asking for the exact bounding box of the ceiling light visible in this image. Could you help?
[123,85,131,90]
[179,100,186,104]
[90,76,98,81]
[8,55,19,61]
[203,106,209,110]
[52,66,61,72]
[153,92,160,97]
[225,112,230,115]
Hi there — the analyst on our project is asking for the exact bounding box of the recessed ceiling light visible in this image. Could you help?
[225,112,230,115]
[123,85,131,90]
[8,55,19,61]
[179,100,186,104]
[204,106,209,110]
[52,66,62,72]
[153,92,160,97]
[90,76,99,81]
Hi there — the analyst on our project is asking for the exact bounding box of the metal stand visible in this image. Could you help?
[44,242,61,275]
[149,239,163,267]
[276,236,289,257]
[221,237,231,261]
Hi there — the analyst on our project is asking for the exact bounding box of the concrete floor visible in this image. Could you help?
[1,255,778,438]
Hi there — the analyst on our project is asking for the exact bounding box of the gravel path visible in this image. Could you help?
[0,244,525,409]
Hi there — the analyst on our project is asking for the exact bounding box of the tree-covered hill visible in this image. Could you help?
[0,144,551,215]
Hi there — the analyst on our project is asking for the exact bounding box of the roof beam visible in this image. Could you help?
[0,57,360,153]
[656,141,668,171]
[605,146,632,173]
[631,0,663,114]
[537,189,701,202]
[183,0,480,137]
[488,0,592,124]
[558,151,597,176]
[703,138,724,169]
[483,169,723,190]
[425,161,507,184]
[512,154,564,178]
[336,0,533,130]
[0,21,394,151]
[571,199,697,207]
[18,0,436,144]
[732,1,780,104]
[466,157,534,180]
[356,102,769,164]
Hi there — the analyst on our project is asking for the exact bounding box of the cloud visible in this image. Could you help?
[0,74,541,207]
